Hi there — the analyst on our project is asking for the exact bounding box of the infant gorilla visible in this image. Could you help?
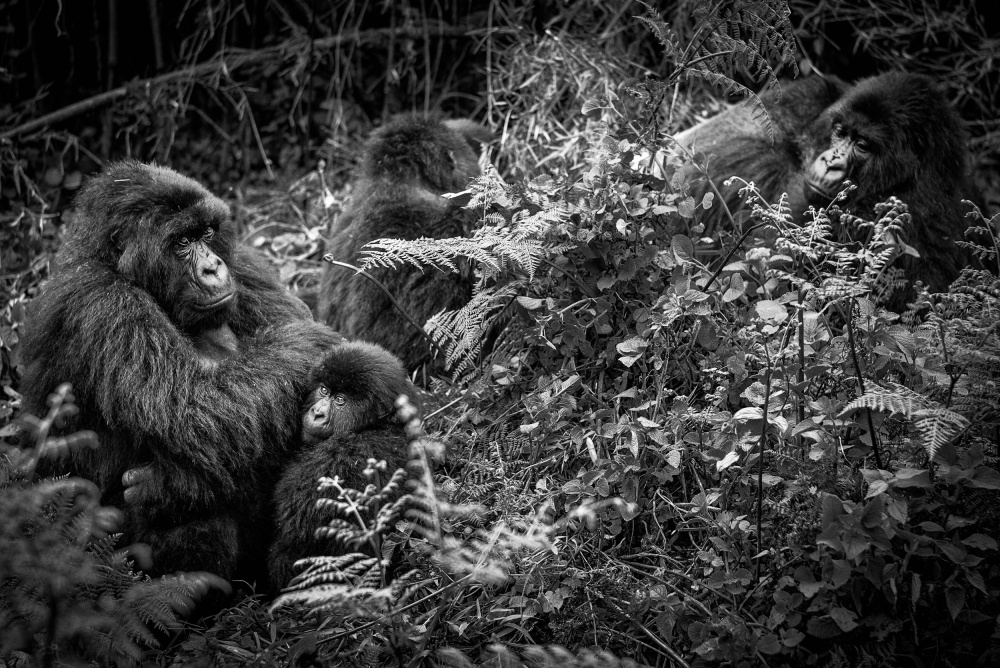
[268,341,415,591]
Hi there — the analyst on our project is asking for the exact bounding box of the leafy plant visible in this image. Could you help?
[1,385,224,667]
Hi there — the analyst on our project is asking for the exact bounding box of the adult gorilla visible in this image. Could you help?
[318,114,491,371]
[676,71,981,297]
[20,160,342,582]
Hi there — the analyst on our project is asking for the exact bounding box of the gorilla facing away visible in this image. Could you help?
[20,160,342,582]
[269,341,415,592]
[675,71,982,299]
[318,114,492,371]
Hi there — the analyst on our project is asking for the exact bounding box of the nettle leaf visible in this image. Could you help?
[665,449,682,468]
[830,607,859,632]
[677,196,697,218]
[757,633,781,655]
[962,533,999,551]
[742,382,767,406]
[597,275,616,291]
[794,566,823,599]
[716,450,740,471]
[755,300,787,323]
[891,468,932,488]
[760,474,783,487]
[517,296,545,310]
[600,135,620,153]
[733,407,764,421]
[616,337,647,354]
[723,273,745,302]
[969,466,1000,490]
[945,584,966,620]
[671,234,695,265]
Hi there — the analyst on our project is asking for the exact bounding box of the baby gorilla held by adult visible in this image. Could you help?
[268,341,416,592]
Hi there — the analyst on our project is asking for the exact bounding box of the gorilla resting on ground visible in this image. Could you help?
[20,160,342,582]
[674,71,982,299]
[317,113,492,371]
[269,341,414,592]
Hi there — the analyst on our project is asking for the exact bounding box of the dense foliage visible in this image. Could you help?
[2,1,999,666]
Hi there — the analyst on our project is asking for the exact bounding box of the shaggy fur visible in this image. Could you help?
[317,114,492,370]
[268,341,414,592]
[677,71,981,300]
[20,160,343,581]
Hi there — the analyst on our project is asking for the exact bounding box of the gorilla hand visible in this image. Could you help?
[122,464,157,505]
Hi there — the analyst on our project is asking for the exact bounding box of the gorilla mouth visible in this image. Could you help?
[312,418,330,430]
[192,292,235,312]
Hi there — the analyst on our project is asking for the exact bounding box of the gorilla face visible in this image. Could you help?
[301,341,413,445]
[100,165,240,333]
[169,225,236,329]
[806,120,876,200]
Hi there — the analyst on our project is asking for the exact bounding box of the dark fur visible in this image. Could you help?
[268,341,414,592]
[317,114,491,370]
[20,160,342,581]
[676,75,846,227]
[677,72,981,298]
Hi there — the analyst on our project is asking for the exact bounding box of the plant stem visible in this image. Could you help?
[844,297,884,469]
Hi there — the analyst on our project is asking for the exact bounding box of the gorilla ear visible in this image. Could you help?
[443,118,494,151]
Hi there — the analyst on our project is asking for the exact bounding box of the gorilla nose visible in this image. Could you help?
[201,254,221,274]
[199,258,230,290]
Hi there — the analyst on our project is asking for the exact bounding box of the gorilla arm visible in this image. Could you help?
[27,263,340,519]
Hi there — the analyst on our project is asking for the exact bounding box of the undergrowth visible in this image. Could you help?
[2,1,999,667]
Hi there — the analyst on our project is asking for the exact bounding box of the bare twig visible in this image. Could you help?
[1,25,489,141]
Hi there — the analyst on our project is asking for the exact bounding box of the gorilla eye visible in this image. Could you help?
[333,394,347,407]
[831,123,845,138]
[855,138,871,153]
[203,228,215,241]
[317,386,330,397]
[175,236,193,257]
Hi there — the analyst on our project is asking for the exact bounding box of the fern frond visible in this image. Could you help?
[426,283,521,375]
[840,382,970,459]
[911,409,972,460]
[686,70,772,143]
[840,382,930,417]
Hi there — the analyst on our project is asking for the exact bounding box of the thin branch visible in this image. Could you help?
[843,297,884,469]
[2,25,491,141]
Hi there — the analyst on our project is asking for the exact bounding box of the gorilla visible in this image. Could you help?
[675,71,982,299]
[317,113,492,371]
[269,341,414,592]
[20,160,342,582]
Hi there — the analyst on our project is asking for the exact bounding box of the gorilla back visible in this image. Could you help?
[318,114,491,371]
[20,160,342,581]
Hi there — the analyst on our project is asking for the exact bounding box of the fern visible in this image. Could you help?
[426,284,521,375]
[1,387,219,667]
[360,171,575,375]
[840,382,970,460]
[636,0,798,143]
